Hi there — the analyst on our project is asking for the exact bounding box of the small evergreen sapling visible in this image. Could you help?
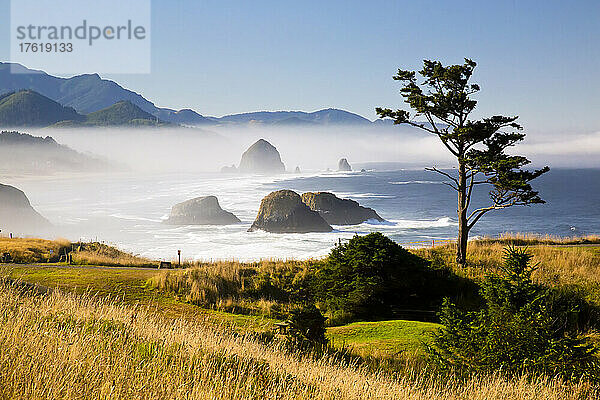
[428,247,598,380]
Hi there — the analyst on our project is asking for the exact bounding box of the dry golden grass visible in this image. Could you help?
[151,260,309,317]
[0,237,71,263]
[476,232,600,246]
[71,250,154,268]
[0,238,155,267]
[70,242,156,267]
[417,236,600,289]
[0,280,597,400]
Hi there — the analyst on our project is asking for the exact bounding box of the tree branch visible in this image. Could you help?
[442,181,459,191]
[424,112,440,134]
[439,137,459,157]
[466,201,518,230]
[466,171,476,208]
[425,167,459,186]
[404,120,438,134]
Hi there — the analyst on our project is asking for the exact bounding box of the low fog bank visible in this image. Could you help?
[33,125,453,174]
[12,126,600,176]
[520,131,600,168]
[0,143,111,176]
[0,130,112,176]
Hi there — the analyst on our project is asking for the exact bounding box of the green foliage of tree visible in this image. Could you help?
[429,247,599,380]
[376,59,549,264]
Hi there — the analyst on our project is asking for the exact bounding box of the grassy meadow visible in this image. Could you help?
[0,237,71,263]
[1,234,600,398]
[0,277,597,399]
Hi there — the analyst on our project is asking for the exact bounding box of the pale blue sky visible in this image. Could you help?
[1,0,599,134]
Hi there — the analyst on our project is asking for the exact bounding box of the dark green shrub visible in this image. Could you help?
[287,303,328,345]
[429,247,599,380]
[309,233,476,324]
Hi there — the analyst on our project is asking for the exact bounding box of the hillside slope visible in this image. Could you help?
[0,130,109,173]
[217,108,372,125]
[0,63,157,115]
[0,63,195,124]
[83,101,166,126]
[0,90,83,127]
[0,63,381,127]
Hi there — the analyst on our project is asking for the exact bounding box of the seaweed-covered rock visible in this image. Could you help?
[165,196,240,225]
[238,139,285,174]
[301,192,384,225]
[338,158,352,171]
[249,190,332,233]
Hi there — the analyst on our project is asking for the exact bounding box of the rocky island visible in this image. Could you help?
[165,196,241,225]
[249,190,332,233]
[338,158,352,171]
[238,139,286,174]
[301,192,384,225]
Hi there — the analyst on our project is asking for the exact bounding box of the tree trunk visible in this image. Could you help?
[456,215,469,265]
[456,160,469,265]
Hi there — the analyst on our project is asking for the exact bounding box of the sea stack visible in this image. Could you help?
[238,139,285,174]
[165,196,241,225]
[338,158,352,171]
[220,164,237,173]
[249,190,332,233]
[0,183,49,233]
[301,192,384,225]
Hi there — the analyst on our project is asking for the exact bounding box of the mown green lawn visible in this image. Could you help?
[327,319,441,358]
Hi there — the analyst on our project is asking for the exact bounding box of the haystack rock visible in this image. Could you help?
[249,190,332,233]
[165,196,241,225]
[238,139,285,174]
[0,183,50,233]
[301,192,384,225]
[338,158,352,171]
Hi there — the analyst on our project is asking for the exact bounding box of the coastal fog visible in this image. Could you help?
[18,124,600,174]
[37,124,451,173]
[1,125,599,261]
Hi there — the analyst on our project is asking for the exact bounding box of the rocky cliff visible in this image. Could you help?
[0,183,49,233]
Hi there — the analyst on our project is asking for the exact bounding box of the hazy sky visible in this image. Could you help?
[1,0,599,135]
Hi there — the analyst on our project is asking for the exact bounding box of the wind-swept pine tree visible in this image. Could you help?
[376,59,549,264]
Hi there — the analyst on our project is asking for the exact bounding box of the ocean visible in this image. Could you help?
[4,168,599,261]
